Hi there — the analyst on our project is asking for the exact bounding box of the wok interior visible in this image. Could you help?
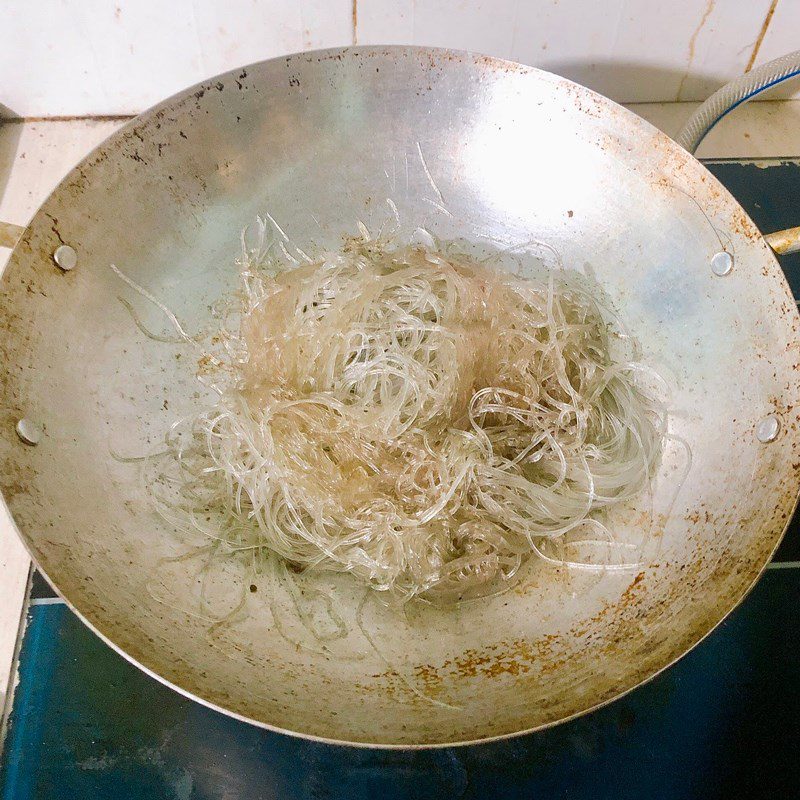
[1,48,798,746]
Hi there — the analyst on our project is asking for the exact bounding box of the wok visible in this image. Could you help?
[1,47,799,747]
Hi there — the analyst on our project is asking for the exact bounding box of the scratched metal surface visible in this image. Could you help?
[4,159,800,800]
[0,48,799,745]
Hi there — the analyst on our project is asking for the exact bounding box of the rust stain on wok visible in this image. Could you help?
[399,570,652,689]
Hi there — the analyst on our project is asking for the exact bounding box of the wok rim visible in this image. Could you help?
[2,43,799,748]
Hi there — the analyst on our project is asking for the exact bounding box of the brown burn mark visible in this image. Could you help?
[472,53,529,75]
[726,204,761,242]
[685,509,712,526]
[43,213,65,246]
[620,571,646,605]
[446,632,568,680]
[405,565,657,689]
[412,663,445,696]
[564,85,604,120]
[676,0,715,101]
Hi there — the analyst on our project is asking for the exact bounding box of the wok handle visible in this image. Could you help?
[764,226,800,256]
[0,221,24,249]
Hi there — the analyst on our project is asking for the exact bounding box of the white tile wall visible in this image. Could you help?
[0,0,352,117]
[1,0,799,117]
[357,0,777,103]
[0,0,800,117]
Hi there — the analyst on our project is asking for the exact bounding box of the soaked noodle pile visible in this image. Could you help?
[148,228,664,601]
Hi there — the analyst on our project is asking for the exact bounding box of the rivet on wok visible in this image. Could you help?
[53,244,77,271]
[16,418,42,446]
[756,415,780,443]
[710,250,733,276]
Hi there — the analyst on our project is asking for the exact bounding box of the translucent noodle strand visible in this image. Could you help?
[141,231,665,600]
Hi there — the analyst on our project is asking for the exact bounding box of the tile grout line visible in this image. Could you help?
[1,103,799,127]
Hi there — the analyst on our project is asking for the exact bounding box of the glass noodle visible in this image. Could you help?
[123,221,666,602]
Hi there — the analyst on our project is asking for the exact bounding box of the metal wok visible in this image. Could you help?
[1,47,799,747]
